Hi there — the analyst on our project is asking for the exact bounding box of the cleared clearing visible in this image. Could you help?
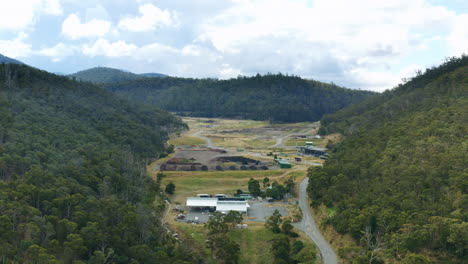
[150,117,326,263]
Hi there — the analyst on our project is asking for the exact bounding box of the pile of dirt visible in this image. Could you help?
[215,156,261,165]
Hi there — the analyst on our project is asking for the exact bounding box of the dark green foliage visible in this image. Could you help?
[309,56,468,262]
[265,209,283,234]
[224,211,243,230]
[165,182,175,195]
[205,212,240,264]
[103,73,375,122]
[291,240,304,255]
[0,63,193,263]
[281,220,294,236]
[248,178,261,197]
[265,181,288,200]
[270,235,290,263]
[263,177,270,188]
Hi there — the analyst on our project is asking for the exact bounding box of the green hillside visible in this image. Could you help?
[308,56,468,263]
[69,67,145,83]
[69,67,167,83]
[103,74,376,123]
[0,63,196,263]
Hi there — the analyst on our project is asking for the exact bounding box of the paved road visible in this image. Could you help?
[293,177,338,264]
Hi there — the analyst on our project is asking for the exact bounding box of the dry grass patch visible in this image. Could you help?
[169,136,206,146]
[157,170,285,202]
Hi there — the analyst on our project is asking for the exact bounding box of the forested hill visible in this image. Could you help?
[0,63,196,263]
[309,56,468,263]
[103,74,376,122]
[69,67,166,83]
[0,54,24,64]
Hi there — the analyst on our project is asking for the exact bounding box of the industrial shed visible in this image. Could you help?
[276,159,292,169]
[299,146,327,156]
[185,197,250,214]
[186,197,218,209]
[216,201,250,214]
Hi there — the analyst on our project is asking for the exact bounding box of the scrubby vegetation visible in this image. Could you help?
[309,56,468,263]
[0,63,196,263]
[103,73,375,123]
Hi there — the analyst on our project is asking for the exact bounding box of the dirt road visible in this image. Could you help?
[293,177,338,264]
[192,130,216,148]
[270,128,316,148]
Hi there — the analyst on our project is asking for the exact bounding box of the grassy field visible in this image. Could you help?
[171,221,318,264]
[169,136,206,146]
[207,134,276,149]
[228,225,284,264]
[155,170,285,203]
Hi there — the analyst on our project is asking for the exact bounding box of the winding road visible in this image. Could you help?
[293,177,338,264]
[190,127,337,263]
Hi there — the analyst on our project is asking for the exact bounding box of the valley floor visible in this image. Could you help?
[148,117,340,263]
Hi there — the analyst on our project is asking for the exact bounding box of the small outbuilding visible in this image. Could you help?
[299,146,327,157]
[276,159,292,169]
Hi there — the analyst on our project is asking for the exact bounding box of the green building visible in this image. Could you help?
[276,159,292,169]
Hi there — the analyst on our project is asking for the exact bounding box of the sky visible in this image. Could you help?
[0,0,467,92]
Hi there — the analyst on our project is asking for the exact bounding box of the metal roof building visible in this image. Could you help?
[186,197,218,207]
[186,197,250,214]
[216,201,250,213]
[276,159,292,169]
[299,146,327,156]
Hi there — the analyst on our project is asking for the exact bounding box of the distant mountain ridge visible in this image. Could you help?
[103,73,376,122]
[0,54,24,64]
[69,66,167,83]
[140,72,168,78]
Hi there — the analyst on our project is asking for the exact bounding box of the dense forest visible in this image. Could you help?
[0,63,198,263]
[309,56,468,263]
[69,67,166,83]
[103,74,375,123]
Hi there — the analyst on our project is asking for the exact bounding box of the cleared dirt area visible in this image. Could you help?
[154,149,275,171]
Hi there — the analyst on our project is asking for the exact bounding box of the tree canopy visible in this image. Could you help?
[309,55,468,263]
[0,63,195,263]
[103,73,375,123]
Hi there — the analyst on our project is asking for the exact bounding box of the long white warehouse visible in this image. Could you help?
[186,197,250,214]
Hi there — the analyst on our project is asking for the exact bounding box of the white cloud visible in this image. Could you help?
[344,64,421,92]
[43,0,63,15]
[0,32,32,58]
[83,39,137,57]
[446,14,468,56]
[194,0,464,90]
[0,0,62,31]
[61,13,111,39]
[118,4,177,32]
[38,42,76,62]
